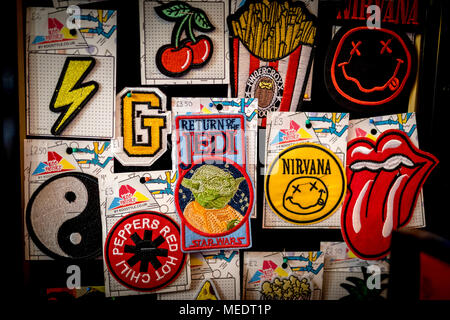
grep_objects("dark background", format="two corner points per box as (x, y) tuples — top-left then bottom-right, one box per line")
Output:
(2, 0), (449, 310)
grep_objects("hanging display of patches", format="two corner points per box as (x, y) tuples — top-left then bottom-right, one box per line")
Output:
(174, 114), (254, 252)
(228, 0), (317, 126)
(23, 139), (114, 261)
(112, 87), (171, 167)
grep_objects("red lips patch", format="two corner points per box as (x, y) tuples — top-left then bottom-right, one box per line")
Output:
(341, 130), (438, 260)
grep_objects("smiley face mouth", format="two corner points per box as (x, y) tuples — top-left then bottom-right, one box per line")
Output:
(338, 58), (404, 93)
(285, 191), (326, 211)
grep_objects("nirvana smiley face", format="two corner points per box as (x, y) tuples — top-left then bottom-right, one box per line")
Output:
(325, 26), (416, 111)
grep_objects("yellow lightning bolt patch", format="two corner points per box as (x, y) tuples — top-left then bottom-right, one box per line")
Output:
(49, 57), (99, 135)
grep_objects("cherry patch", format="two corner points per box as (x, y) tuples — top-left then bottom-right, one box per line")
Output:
(154, 1), (214, 77)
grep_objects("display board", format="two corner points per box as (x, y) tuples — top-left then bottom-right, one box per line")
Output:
(9, 0), (449, 309)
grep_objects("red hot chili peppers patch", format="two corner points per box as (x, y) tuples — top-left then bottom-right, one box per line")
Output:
(105, 211), (186, 292)
(341, 130), (438, 260)
(324, 27), (417, 111)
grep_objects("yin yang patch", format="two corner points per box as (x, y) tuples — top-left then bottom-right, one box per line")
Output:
(26, 172), (102, 260)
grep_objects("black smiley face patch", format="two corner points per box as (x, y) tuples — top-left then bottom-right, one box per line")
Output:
(324, 26), (417, 111)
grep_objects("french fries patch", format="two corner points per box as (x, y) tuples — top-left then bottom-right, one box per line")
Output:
(229, 0), (316, 61)
(228, 0), (317, 125)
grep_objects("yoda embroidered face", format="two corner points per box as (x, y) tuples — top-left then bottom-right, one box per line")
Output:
(181, 164), (244, 209)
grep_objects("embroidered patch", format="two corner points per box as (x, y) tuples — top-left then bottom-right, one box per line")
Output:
(104, 211), (186, 292)
(335, 0), (420, 28)
(245, 66), (284, 118)
(113, 87), (170, 167)
(49, 56), (99, 136)
(228, 0), (315, 61)
(324, 26), (417, 111)
(175, 114), (253, 252)
(195, 279), (220, 300)
(265, 143), (346, 225)
(261, 275), (312, 300)
(154, 1), (215, 77)
(228, 0), (317, 125)
(243, 251), (324, 300)
(140, 0), (228, 85)
(26, 8), (117, 139)
(26, 172), (102, 260)
(342, 130), (438, 260)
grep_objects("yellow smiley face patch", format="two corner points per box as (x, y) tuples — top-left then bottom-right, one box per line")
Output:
(265, 143), (346, 225)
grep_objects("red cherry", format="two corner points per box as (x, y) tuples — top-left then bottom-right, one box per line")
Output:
(156, 44), (193, 77)
(183, 36), (213, 67)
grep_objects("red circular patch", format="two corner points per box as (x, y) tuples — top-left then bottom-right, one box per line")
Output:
(324, 26), (417, 112)
(105, 211), (186, 292)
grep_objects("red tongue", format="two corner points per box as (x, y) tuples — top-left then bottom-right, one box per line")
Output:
(343, 166), (421, 259)
(389, 77), (400, 91)
(344, 170), (394, 258)
(342, 130), (439, 260)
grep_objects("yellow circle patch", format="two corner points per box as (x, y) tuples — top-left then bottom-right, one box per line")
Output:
(265, 143), (346, 224)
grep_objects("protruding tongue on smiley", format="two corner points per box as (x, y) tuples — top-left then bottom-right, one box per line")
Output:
(389, 77), (400, 91)
(342, 130), (438, 260)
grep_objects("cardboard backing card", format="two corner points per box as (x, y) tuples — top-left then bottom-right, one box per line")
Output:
(23, 139), (113, 261)
(99, 169), (191, 297)
(263, 112), (349, 229)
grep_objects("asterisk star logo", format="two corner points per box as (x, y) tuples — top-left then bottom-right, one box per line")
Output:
(124, 230), (168, 272)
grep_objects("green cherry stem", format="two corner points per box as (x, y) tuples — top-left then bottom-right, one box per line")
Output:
(173, 14), (190, 48)
(186, 13), (197, 43)
(172, 12), (198, 48)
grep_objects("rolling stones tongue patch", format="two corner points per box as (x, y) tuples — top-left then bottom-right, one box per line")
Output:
(324, 26), (417, 111)
(342, 130), (438, 260)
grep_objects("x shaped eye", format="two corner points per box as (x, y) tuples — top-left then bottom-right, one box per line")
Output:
(292, 184), (301, 194)
(309, 181), (318, 191)
(350, 41), (362, 56)
(380, 39), (392, 54)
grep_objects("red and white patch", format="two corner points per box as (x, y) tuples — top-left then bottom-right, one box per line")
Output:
(341, 130), (438, 260)
(105, 211), (186, 292)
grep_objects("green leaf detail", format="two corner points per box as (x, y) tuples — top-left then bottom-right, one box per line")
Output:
(193, 11), (214, 31)
(156, 2), (192, 20)
(226, 219), (240, 230)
